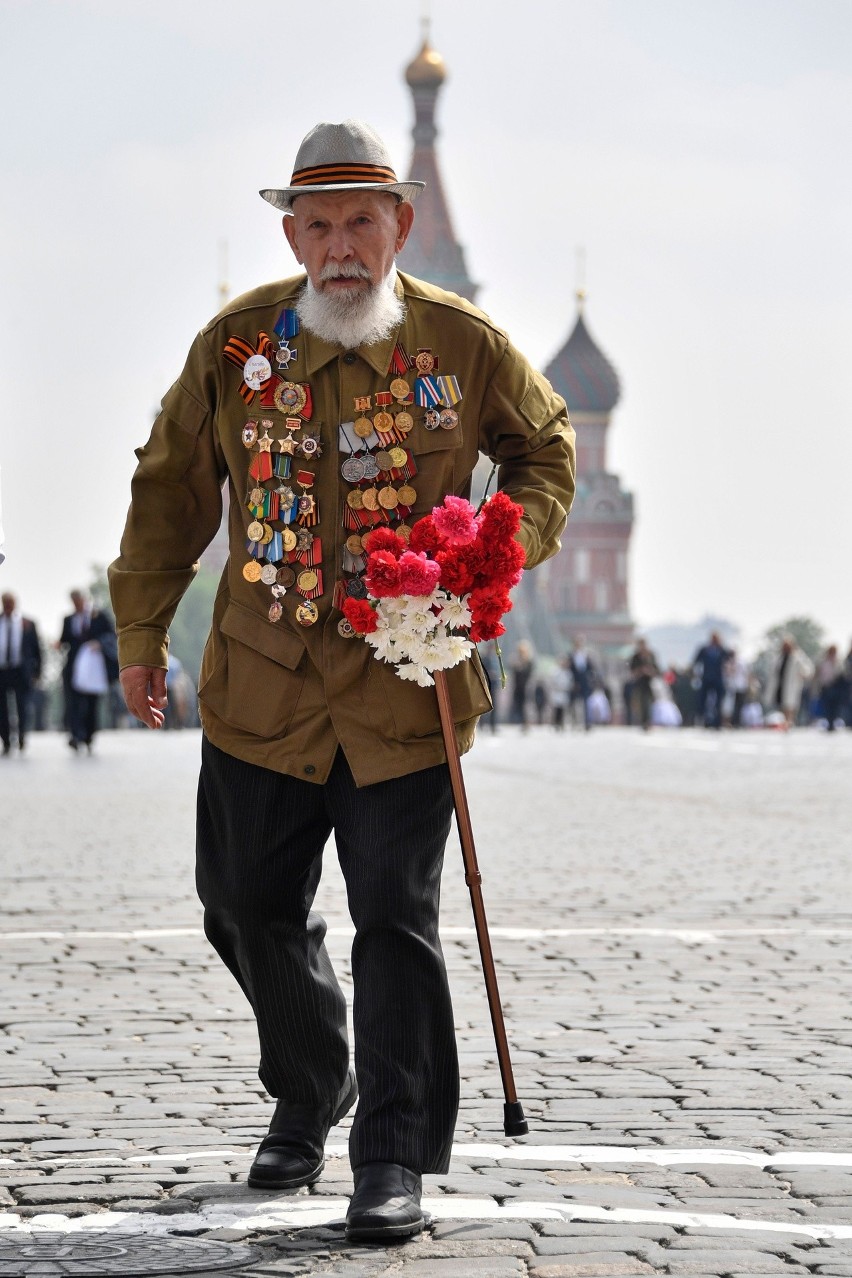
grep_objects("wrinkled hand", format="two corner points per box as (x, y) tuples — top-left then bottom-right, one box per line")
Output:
(120, 665), (167, 729)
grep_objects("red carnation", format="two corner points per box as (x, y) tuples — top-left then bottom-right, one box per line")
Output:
(342, 598), (379, 634)
(363, 526), (406, 558)
(436, 549), (476, 596)
(478, 489), (524, 540)
(408, 516), (447, 557)
(480, 539), (526, 589)
(365, 550), (403, 598)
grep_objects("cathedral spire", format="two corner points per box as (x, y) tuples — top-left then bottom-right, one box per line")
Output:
(396, 32), (478, 302)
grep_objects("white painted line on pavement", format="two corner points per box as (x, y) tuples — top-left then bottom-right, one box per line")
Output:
(3, 1143), (852, 1171)
(2, 925), (852, 943)
(1, 1197), (852, 1242)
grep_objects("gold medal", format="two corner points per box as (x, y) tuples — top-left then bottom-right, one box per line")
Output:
(390, 377), (410, 400)
(296, 600), (319, 626)
(260, 523), (274, 545)
(397, 523), (412, 542)
(346, 534), (364, 555)
(374, 449), (393, 471)
(347, 489), (364, 510)
(439, 408), (459, 430)
(247, 520), (265, 542)
(297, 569), (319, 592)
(388, 446), (408, 468)
(338, 617), (356, 638)
(361, 487), (379, 511)
(242, 561), (262, 582)
(353, 416), (373, 438)
(378, 485), (399, 510)
(394, 411), (413, 435)
(373, 411), (394, 433)
(415, 349), (435, 374)
(397, 484), (417, 506)
(282, 528), (298, 552)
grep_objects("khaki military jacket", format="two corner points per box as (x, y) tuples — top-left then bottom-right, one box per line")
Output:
(109, 272), (575, 785)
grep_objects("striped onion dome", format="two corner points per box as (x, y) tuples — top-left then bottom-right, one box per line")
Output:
(544, 297), (621, 413)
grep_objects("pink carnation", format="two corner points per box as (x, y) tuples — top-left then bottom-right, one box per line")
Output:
(398, 550), (442, 597)
(431, 495), (479, 547)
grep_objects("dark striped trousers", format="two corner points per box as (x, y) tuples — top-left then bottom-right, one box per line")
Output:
(196, 737), (459, 1174)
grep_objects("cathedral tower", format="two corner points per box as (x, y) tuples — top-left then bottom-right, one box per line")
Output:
(397, 31), (478, 302)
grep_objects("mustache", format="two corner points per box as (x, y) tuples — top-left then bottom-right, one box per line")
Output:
(319, 261), (373, 282)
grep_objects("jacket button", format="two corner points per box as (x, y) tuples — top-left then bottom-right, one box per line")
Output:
(303, 764), (316, 775)
(343, 352), (357, 365)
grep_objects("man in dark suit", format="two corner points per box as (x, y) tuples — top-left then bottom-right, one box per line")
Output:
(0, 592), (43, 754)
(58, 590), (118, 751)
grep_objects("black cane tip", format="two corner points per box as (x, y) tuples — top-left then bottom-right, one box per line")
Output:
(503, 1101), (529, 1137)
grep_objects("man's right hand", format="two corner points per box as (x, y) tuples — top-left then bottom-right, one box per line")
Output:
(120, 665), (167, 729)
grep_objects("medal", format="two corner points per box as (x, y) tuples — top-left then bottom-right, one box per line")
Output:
(361, 454), (380, 479)
(297, 569), (319, 593)
(414, 348), (435, 375)
(299, 431), (322, 458)
(242, 422), (258, 447)
(260, 523), (274, 545)
(394, 410), (413, 435)
(388, 446), (408, 468)
(242, 561), (262, 582)
(361, 487), (379, 512)
(439, 409), (459, 430)
(347, 489), (364, 510)
(424, 408), (441, 430)
(346, 576), (369, 599)
(396, 523), (412, 542)
(247, 520), (265, 542)
(390, 377), (410, 401)
(373, 411), (394, 434)
(296, 600), (319, 626)
(346, 534), (364, 555)
(275, 342), (297, 369)
(274, 381), (308, 415)
(257, 429), (274, 452)
(342, 456), (366, 483)
(353, 415), (373, 438)
(378, 486), (399, 510)
(338, 617), (356, 638)
(268, 601), (283, 623)
(397, 484), (417, 506)
(277, 565), (296, 587)
(374, 449), (393, 472)
(260, 564), (279, 585)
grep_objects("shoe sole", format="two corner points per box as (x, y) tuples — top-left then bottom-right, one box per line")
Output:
(247, 1070), (359, 1191)
(345, 1215), (425, 1242)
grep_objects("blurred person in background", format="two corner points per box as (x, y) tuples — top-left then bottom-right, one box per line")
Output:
(0, 591), (42, 755)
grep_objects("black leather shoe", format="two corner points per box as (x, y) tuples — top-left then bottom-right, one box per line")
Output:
(345, 1161), (424, 1241)
(247, 1068), (357, 1190)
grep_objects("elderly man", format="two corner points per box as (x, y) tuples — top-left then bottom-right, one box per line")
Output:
(0, 592), (42, 755)
(109, 120), (574, 1240)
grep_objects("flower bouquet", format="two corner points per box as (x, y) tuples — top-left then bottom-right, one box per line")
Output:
(342, 490), (526, 688)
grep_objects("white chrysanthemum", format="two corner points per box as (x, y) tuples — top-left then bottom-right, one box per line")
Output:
(396, 662), (435, 688)
(399, 598), (437, 636)
(396, 632), (432, 665)
(378, 596), (407, 624)
(441, 634), (474, 666)
(366, 628), (399, 661)
(435, 592), (472, 630)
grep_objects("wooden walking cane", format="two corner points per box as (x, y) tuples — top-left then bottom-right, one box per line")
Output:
(434, 668), (529, 1137)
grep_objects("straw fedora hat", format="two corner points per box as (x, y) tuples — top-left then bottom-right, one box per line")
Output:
(260, 120), (425, 212)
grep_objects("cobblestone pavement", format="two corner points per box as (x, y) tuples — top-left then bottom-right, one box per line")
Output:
(1, 725), (851, 1276)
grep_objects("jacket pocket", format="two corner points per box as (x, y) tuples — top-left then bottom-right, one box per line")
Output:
(198, 599), (307, 739)
(367, 647), (492, 741)
(406, 421), (466, 516)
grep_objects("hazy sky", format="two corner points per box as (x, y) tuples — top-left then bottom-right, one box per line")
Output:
(2, 0), (850, 657)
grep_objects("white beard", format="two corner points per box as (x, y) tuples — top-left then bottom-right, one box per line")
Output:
(296, 269), (406, 349)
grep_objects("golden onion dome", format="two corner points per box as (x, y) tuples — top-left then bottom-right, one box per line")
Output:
(405, 40), (446, 87)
